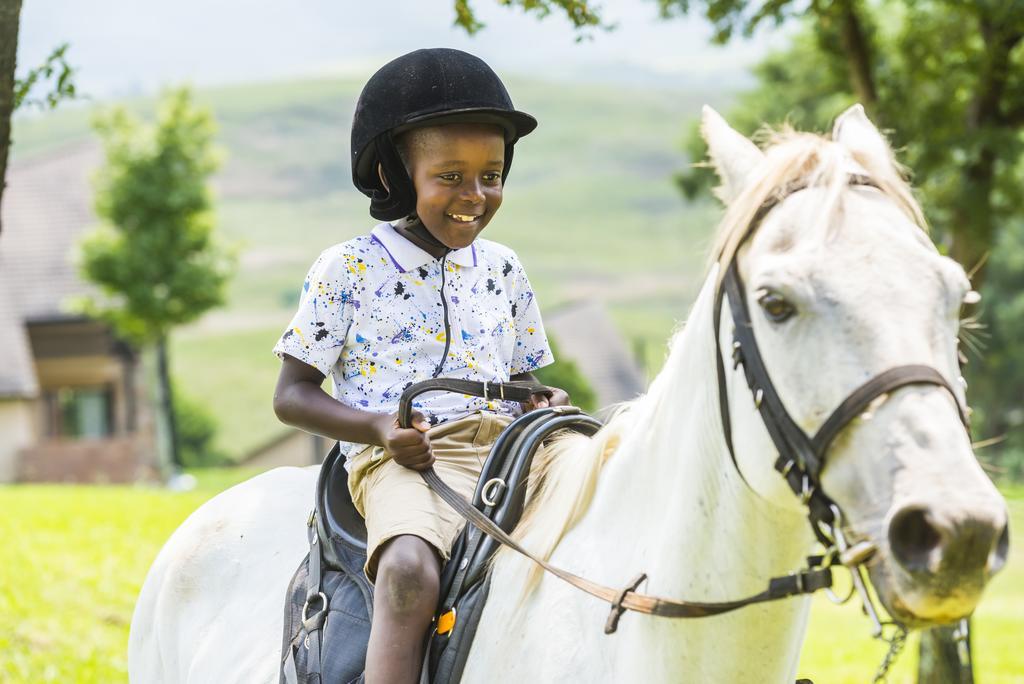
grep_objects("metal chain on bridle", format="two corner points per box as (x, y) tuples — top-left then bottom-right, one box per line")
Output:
(872, 625), (909, 683)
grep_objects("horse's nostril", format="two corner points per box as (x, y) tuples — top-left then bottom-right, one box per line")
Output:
(889, 506), (942, 573)
(988, 522), (1010, 575)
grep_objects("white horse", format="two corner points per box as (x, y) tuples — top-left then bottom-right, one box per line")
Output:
(129, 105), (1009, 683)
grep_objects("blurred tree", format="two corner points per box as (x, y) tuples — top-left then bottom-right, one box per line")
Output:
(673, 2), (1024, 285)
(668, 5), (1024, 495)
(78, 87), (236, 469)
(533, 336), (598, 413)
(0, 0), (77, 233)
(971, 222), (1024, 481)
(174, 386), (229, 468)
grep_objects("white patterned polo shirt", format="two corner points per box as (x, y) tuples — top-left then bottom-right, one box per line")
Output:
(273, 222), (554, 458)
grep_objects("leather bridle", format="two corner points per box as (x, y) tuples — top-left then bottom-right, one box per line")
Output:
(711, 176), (972, 651)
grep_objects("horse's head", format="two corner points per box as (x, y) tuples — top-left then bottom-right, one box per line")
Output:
(703, 105), (1009, 628)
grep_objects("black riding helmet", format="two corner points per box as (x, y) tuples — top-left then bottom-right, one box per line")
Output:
(351, 48), (538, 221)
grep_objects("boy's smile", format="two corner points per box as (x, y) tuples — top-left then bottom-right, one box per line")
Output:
(396, 122), (506, 258)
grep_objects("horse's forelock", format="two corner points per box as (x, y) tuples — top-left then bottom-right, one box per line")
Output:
(708, 127), (927, 278)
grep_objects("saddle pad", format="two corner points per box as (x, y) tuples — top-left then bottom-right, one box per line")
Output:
(280, 552), (372, 684)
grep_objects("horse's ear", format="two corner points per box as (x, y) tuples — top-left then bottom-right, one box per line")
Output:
(832, 104), (894, 166)
(701, 105), (764, 203)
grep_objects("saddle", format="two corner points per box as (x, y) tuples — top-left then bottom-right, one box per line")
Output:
(280, 381), (601, 684)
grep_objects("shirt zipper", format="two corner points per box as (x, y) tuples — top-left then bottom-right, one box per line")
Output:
(432, 251), (452, 378)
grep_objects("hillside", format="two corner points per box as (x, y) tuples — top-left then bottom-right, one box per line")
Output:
(11, 76), (730, 459)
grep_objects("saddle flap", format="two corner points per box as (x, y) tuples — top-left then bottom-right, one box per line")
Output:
(316, 443), (369, 566)
(462, 411), (602, 588)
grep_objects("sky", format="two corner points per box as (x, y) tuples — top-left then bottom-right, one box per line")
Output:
(16, 0), (784, 101)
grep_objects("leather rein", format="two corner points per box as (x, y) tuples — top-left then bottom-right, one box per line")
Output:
(405, 174), (972, 638)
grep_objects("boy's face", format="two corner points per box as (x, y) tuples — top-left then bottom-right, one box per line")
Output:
(402, 123), (506, 250)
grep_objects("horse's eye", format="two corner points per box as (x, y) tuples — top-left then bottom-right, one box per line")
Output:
(756, 290), (795, 323)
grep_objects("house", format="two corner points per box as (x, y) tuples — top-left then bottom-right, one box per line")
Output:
(544, 300), (647, 414)
(241, 429), (325, 470)
(0, 143), (167, 483)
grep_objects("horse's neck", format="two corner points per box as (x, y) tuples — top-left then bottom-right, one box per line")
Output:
(475, 272), (815, 681)
(582, 270), (810, 570)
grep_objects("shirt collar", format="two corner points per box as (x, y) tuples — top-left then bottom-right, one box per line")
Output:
(371, 222), (478, 273)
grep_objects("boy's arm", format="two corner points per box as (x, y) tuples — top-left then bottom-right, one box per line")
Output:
(510, 371), (570, 411)
(273, 355), (435, 470)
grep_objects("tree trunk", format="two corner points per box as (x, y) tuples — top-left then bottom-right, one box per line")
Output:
(947, 16), (1022, 285)
(0, 0), (22, 235)
(835, 0), (878, 114)
(918, 622), (973, 684)
(157, 336), (181, 469)
(948, 147), (996, 286)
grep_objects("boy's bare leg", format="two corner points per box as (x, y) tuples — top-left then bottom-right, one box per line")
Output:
(365, 535), (441, 684)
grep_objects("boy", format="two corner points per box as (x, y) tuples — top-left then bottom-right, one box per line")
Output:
(272, 48), (569, 683)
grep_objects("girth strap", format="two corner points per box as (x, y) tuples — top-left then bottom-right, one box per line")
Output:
(303, 516), (327, 684)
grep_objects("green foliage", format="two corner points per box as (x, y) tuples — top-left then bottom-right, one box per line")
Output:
(13, 42), (78, 111)
(173, 388), (229, 468)
(655, 0), (806, 43)
(675, 3), (1024, 264)
(668, 4), (1024, 478)
(969, 221), (1024, 481)
(77, 87), (236, 344)
(451, 0), (611, 37)
(533, 336), (598, 413)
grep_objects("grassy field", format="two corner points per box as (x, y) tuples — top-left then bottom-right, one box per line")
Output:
(0, 475), (1020, 682)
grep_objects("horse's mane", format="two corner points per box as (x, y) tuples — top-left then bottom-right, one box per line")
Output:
(496, 403), (632, 594)
(502, 123), (928, 597)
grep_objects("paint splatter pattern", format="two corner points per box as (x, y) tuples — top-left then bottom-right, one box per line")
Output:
(273, 224), (553, 458)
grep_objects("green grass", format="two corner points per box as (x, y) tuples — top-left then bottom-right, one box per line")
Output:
(0, 485), (206, 682)
(0, 479), (1020, 682)
(0, 468), (261, 683)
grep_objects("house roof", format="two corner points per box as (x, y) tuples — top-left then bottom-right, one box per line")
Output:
(0, 274), (37, 398)
(0, 142), (104, 398)
(544, 300), (646, 412)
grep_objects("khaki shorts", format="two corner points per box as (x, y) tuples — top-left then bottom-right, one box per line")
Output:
(347, 411), (513, 581)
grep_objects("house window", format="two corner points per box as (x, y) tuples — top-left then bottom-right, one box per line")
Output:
(43, 386), (114, 439)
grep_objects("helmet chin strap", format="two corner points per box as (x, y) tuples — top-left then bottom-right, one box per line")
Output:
(392, 215), (451, 256)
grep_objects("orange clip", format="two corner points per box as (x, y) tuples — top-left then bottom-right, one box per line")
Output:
(436, 608), (457, 636)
